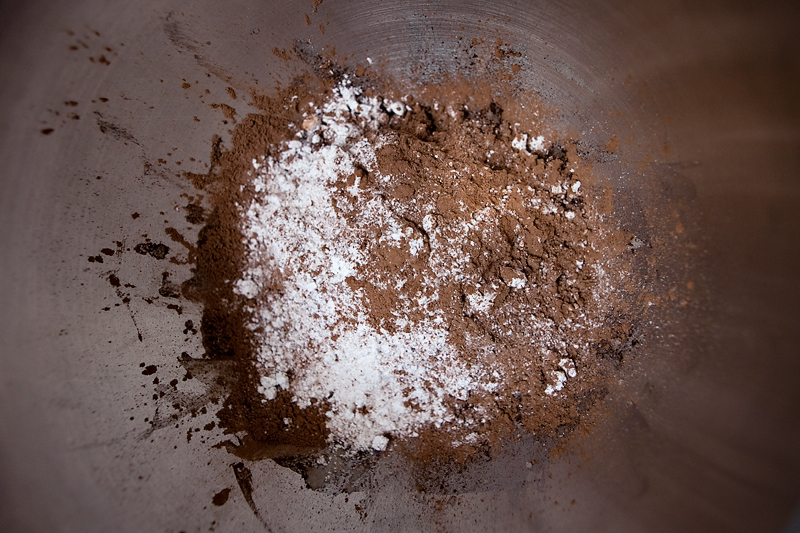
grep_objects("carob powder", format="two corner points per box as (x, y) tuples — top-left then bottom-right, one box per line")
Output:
(185, 70), (637, 476)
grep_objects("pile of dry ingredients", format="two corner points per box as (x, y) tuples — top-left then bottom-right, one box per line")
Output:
(191, 74), (636, 465)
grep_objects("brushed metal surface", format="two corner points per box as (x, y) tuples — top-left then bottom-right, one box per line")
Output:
(0, 0), (798, 531)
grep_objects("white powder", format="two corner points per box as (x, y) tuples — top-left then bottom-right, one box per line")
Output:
(528, 135), (547, 152)
(511, 133), (528, 151)
(511, 133), (547, 154)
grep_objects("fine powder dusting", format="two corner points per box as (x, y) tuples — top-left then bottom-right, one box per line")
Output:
(233, 78), (628, 453)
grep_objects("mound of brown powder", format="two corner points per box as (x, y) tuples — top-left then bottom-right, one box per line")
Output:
(184, 70), (640, 489)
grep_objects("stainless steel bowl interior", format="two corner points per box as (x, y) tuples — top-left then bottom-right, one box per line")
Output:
(0, 0), (798, 531)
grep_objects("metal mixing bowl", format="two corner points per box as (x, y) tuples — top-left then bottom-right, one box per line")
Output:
(1, 0), (798, 531)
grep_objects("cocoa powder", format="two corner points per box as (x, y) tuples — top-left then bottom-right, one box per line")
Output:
(185, 68), (641, 487)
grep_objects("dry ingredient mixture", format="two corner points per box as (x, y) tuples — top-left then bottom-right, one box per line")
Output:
(190, 72), (636, 467)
